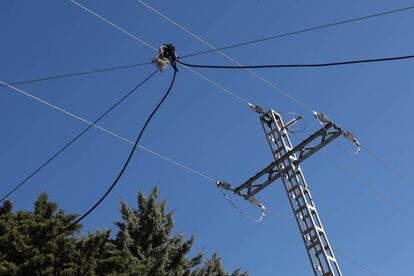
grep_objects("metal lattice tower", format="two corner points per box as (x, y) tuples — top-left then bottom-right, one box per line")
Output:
(234, 109), (346, 275)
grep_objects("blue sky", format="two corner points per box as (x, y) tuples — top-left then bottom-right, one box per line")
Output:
(1, 0), (414, 275)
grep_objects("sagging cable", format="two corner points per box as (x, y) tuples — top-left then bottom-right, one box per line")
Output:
(216, 181), (266, 222)
(313, 111), (361, 154)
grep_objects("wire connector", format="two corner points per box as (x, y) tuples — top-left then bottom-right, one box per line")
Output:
(216, 180), (266, 220)
(153, 44), (178, 72)
(248, 103), (264, 114)
(248, 197), (266, 211)
(313, 111), (330, 124)
(216, 181), (233, 191)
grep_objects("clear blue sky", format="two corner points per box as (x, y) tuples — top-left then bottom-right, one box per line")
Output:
(1, 1), (414, 275)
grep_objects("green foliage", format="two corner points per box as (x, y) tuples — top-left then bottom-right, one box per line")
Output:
(0, 187), (247, 276)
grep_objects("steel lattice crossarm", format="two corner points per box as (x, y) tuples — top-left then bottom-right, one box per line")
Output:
(234, 119), (343, 200)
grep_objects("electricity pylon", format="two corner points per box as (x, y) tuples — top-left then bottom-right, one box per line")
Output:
(222, 108), (358, 275)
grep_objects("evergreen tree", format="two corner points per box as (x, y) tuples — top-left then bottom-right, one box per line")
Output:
(0, 193), (80, 275)
(0, 187), (247, 276)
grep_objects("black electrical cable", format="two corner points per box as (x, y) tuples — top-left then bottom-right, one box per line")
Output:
(0, 61), (151, 88)
(0, 70), (158, 203)
(179, 5), (414, 59)
(6, 69), (177, 261)
(176, 54), (414, 69)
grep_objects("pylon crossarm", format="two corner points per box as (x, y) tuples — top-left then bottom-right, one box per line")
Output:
(234, 121), (343, 199)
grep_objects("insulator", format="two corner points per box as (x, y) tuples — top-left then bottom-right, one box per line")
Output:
(342, 131), (361, 154)
(284, 115), (303, 129)
(248, 103), (264, 114)
(216, 181), (232, 191)
(343, 131), (355, 142)
(313, 111), (330, 123)
(250, 198), (259, 206)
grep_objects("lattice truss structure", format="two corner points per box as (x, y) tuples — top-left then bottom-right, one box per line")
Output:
(234, 110), (344, 276)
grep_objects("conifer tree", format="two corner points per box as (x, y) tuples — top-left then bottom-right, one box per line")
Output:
(0, 187), (247, 276)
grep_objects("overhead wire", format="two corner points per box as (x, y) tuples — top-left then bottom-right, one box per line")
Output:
(1, 78), (221, 194)
(360, 143), (414, 189)
(0, 70), (158, 203)
(323, 154), (414, 221)
(267, 209), (378, 276)
(70, 0), (157, 51)
(0, 61), (151, 88)
(176, 54), (414, 69)
(8, 4), (414, 92)
(179, 4), (414, 59)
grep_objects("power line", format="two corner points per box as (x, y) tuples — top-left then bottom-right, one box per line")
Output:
(16, 69), (177, 259)
(177, 54), (414, 69)
(182, 65), (251, 105)
(323, 154), (414, 221)
(180, 5), (414, 59)
(360, 143), (414, 189)
(266, 209), (378, 275)
(70, 0), (157, 51)
(0, 62), (151, 88)
(0, 77), (215, 185)
(7, 4), (414, 89)
(0, 70), (158, 203)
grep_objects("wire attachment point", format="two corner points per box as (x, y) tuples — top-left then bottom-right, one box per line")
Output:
(248, 103), (265, 114)
(343, 131), (361, 154)
(313, 111), (330, 124)
(153, 44), (178, 72)
(216, 180), (233, 191)
(216, 180), (266, 222)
